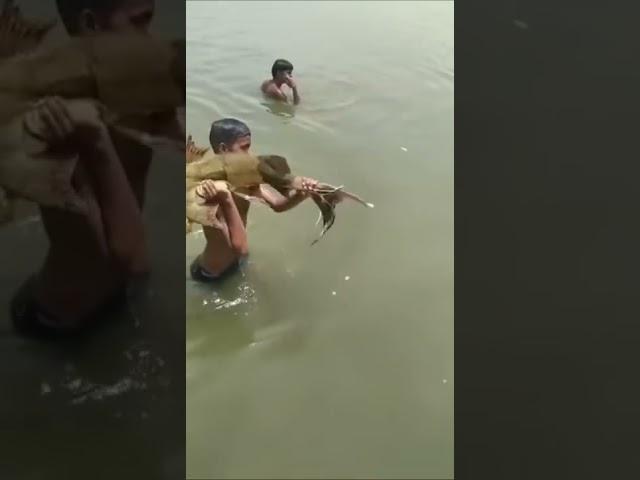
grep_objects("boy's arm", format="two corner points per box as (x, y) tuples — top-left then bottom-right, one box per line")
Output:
(266, 83), (288, 102)
(290, 83), (300, 106)
(257, 184), (307, 212)
(83, 127), (147, 269)
(254, 176), (319, 213)
(197, 180), (248, 256)
(31, 98), (145, 270)
(66, 101), (146, 271)
(218, 192), (248, 256)
(285, 73), (300, 105)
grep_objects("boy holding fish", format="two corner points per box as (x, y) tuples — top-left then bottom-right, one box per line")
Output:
(189, 118), (317, 282)
(10, 0), (160, 337)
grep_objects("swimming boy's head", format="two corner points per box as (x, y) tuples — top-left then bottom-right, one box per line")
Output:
(55, 0), (155, 35)
(271, 58), (294, 83)
(209, 118), (251, 154)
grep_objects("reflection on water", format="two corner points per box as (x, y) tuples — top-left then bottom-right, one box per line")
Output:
(186, 225), (313, 362)
(262, 100), (296, 118)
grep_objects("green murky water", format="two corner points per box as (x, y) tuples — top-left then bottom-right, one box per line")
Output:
(186, 1), (454, 478)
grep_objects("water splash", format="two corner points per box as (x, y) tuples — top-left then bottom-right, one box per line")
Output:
(38, 341), (170, 413)
(201, 282), (257, 312)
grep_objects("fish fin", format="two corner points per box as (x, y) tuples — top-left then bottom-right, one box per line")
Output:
(338, 189), (375, 208)
(0, 147), (85, 213)
(186, 183), (232, 229)
(315, 182), (374, 208)
(0, 1), (56, 60)
(186, 201), (221, 229)
(186, 134), (210, 163)
(310, 194), (337, 245)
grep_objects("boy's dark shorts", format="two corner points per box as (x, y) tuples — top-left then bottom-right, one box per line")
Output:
(10, 275), (129, 340)
(189, 255), (247, 283)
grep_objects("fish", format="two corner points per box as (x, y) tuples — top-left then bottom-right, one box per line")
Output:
(185, 136), (374, 244)
(0, 10), (185, 225)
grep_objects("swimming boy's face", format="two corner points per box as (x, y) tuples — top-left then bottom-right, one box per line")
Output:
(221, 135), (251, 154)
(275, 69), (292, 82)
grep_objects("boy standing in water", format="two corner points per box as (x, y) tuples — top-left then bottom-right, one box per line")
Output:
(261, 59), (301, 105)
(190, 118), (317, 282)
(10, 0), (159, 337)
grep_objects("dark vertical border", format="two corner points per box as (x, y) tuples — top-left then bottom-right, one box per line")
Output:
(457, 1), (640, 479)
(0, 1), (186, 479)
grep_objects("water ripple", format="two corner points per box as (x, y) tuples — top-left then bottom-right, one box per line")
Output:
(36, 340), (170, 416)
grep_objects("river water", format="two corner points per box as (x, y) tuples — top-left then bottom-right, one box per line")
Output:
(186, 1), (454, 478)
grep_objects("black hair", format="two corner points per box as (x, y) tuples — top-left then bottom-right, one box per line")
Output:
(209, 118), (251, 153)
(271, 58), (293, 78)
(55, 0), (123, 34)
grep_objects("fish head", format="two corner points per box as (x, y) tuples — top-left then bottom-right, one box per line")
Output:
(88, 33), (185, 151)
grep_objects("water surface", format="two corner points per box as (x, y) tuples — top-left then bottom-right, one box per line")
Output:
(186, 1), (454, 478)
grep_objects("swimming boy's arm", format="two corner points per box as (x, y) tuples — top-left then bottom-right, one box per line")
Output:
(291, 85), (300, 105)
(285, 73), (300, 105)
(197, 180), (248, 256)
(266, 83), (288, 102)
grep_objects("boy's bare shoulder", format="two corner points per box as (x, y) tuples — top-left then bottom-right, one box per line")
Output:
(260, 79), (273, 92)
(261, 81), (287, 101)
(262, 79), (283, 95)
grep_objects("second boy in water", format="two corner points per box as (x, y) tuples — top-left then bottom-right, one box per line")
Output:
(261, 59), (300, 105)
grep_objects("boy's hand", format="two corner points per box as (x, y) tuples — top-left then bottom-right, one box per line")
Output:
(292, 176), (317, 191)
(24, 97), (107, 151)
(301, 177), (317, 192)
(24, 97), (73, 147)
(284, 72), (297, 89)
(290, 176), (318, 197)
(64, 99), (107, 145)
(196, 180), (232, 203)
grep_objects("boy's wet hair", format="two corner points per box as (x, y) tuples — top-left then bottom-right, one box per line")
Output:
(55, 0), (123, 34)
(271, 59), (294, 78)
(209, 118), (251, 153)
